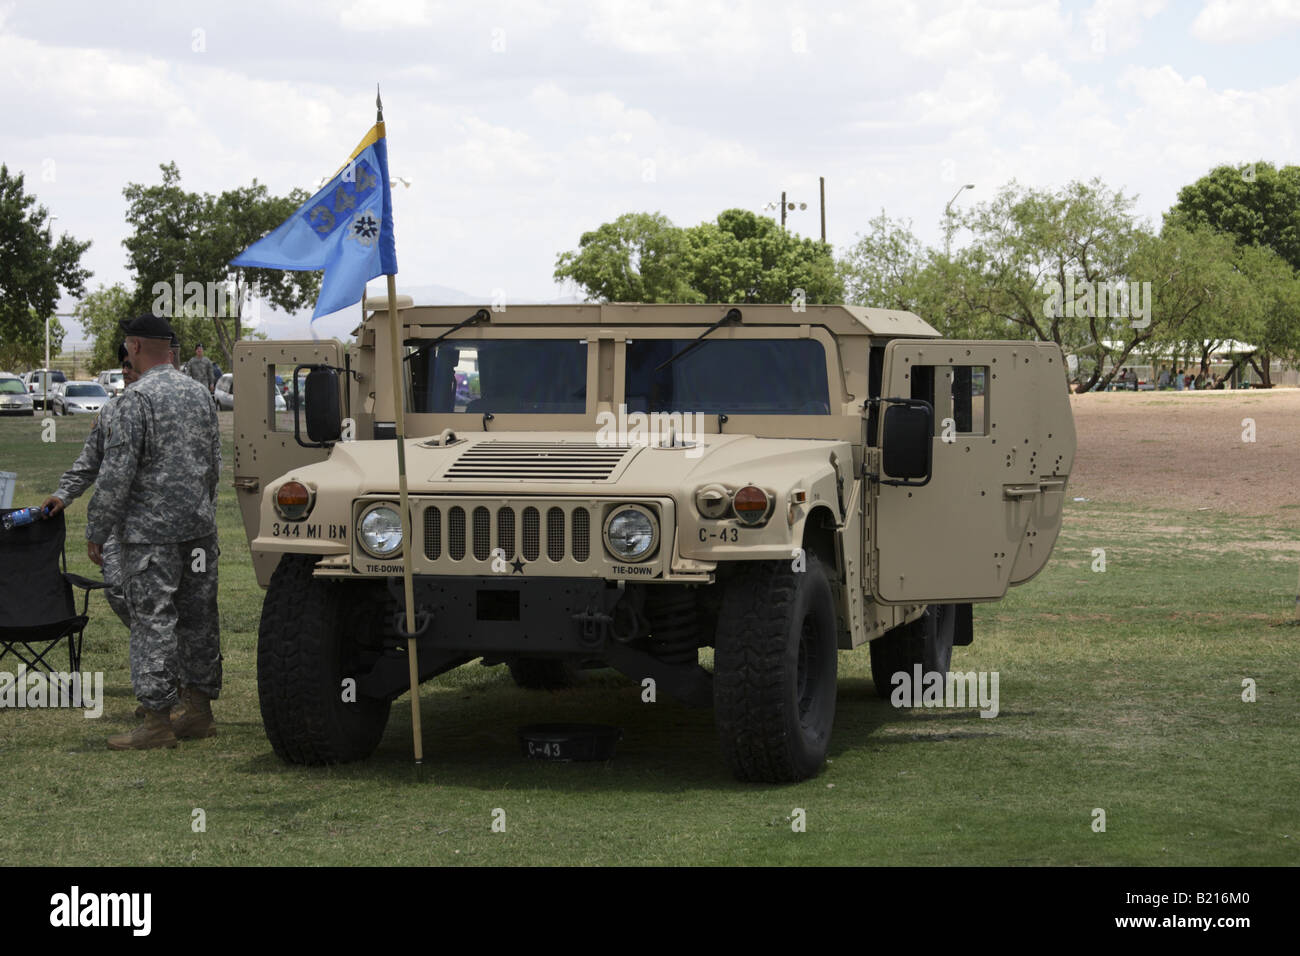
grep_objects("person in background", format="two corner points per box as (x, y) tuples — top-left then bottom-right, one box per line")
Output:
(182, 344), (218, 393)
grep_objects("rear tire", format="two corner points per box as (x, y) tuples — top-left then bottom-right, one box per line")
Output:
(869, 604), (956, 700)
(257, 554), (391, 764)
(713, 556), (838, 782)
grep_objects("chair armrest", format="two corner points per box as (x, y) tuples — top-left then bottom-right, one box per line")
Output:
(65, 573), (108, 591)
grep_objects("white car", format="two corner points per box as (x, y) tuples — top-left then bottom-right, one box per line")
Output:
(52, 381), (110, 415)
(23, 368), (66, 409)
(0, 374), (35, 416)
(214, 373), (286, 412)
(96, 369), (126, 396)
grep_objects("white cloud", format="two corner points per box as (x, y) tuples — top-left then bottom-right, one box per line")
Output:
(338, 0), (436, 31)
(1191, 0), (1300, 43)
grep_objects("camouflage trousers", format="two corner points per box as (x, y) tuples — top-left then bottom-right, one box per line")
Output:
(100, 536), (131, 628)
(121, 533), (222, 711)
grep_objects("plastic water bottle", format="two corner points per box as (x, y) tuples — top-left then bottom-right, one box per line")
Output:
(2, 506), (47, 530)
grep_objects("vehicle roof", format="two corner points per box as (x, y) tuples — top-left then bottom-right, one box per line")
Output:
(360, 299), (940, 339)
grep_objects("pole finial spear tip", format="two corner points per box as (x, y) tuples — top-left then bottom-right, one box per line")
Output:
(376, 84), (384, 122)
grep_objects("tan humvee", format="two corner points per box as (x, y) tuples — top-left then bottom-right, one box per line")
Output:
(234, 299), (1075, 781)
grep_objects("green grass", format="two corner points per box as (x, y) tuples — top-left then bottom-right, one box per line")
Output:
(1, 414), (1297, 865)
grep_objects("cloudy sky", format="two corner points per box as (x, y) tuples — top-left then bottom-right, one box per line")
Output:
(5, 0), (1299, 342)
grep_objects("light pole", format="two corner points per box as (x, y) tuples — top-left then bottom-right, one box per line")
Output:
(764, 193), (808, 229)
(944, 183), (974, 258)
(45, 215), (58, 412)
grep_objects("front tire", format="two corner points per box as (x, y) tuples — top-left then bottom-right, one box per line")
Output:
(713, 556), (838, 782)
(257, 554), (391, 764)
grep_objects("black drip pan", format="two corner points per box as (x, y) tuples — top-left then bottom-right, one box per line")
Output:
(518, 723), (623, 762)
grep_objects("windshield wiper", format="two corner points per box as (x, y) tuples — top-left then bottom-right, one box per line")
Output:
(403, 309), (491, 364)
(653, 308), (742, 373)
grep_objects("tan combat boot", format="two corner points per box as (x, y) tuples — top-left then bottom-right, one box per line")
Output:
(171, 687), (216, 739)
(107, 709), (178, 750)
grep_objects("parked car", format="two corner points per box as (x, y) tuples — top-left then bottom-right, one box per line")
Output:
(96, 368), (126, 396)
(23, 369), (67, 409)
(52, 381), (110, 416)
(214, 373), (235, 410)
(0, 374), (35, 416)
(214, 373), (285, 412)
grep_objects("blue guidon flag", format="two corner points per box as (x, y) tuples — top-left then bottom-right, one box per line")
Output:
(232, 121), (398, 319)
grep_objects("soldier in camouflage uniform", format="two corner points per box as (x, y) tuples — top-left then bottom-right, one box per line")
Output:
(87, 314), (223, 751)
(42, 342), (139, 628)
(182, 344), (218, 393)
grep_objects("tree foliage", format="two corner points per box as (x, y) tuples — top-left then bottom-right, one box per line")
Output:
(0, 164), (92, 369)
(121, 162), (321, 368)
(554, 208), (842, 305)
(1166, 161), (1300, 271)
(74, 283), (136, 373)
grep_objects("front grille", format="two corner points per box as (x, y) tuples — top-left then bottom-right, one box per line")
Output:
(572, 508), (590, 561)
(443, 441), (632, 481)
(448, 507), (466, 560)
(522, 507), (540, 561)
(472, 507), (491, 561)
(547, 508), (565, 561)
(498, 507), (515, 559)
(423, 508), (441, 559)
(420, 500), (598, 567)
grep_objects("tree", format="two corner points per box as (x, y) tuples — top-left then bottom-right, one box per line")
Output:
(74, 283), (136, 373)
(1230, 242), (1300, 387)
(554, 208), (842, 304)
(838, 211), (926, 310)
(681, 209), (842, 304)
(0, 164), (92, 369)
(1165, 162), (1300, 387)
(1133, 225), (1251, 385)
(553, 212), (696, 303)
(1166, 162), (1300, 271)
(121, 162), (321, 368)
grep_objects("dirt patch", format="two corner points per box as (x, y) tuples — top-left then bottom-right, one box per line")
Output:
(1068, 389), (1300, 516)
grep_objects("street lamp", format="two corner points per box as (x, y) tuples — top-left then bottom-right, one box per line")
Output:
(45, 215), (58, 409)
(944, 183), (974, 257)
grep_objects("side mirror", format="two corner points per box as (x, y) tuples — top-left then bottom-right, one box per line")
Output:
(880, 398), (933, 486)
(298, 365), (341, 447)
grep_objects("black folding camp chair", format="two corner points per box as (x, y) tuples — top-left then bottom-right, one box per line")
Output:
(0, 509), (105, 675)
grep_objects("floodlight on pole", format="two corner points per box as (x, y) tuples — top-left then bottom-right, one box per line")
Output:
(944, 183), (975, 257)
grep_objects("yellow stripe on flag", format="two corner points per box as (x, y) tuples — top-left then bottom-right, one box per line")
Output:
(329, 122), (386, 179)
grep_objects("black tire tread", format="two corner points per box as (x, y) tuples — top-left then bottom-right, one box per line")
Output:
(714, 556), (836, 783)
(257, 554), (390, 764)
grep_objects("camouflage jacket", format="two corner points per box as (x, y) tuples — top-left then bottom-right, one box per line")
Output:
(183, 355), (218, 389)
(86, 364), (222, 545)
(53, 395), (122, 505)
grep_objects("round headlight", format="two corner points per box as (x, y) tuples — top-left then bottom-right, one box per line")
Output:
(604, 507), (657, 562)
(359, 505), (403, 557)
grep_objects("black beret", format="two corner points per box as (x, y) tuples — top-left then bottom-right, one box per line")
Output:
(118, 313), (176, 340)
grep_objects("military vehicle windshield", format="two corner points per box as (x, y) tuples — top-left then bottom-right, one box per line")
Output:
(626, 339), (829, 415)
(407, 339), (587, 413)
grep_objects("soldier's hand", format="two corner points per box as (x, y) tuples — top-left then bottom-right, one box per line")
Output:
(42, 495), (65, 517)
(88, 541), (103, 566)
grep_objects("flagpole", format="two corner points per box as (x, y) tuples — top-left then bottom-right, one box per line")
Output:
(387, 274), (424, 765)
(376, 88), (424, 767)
